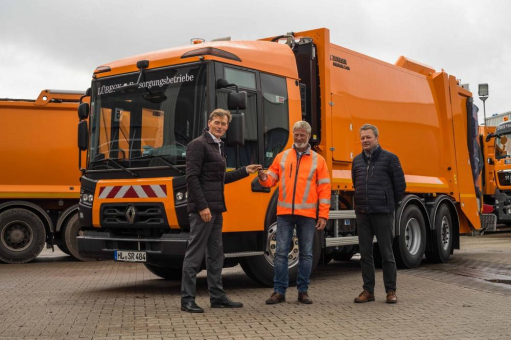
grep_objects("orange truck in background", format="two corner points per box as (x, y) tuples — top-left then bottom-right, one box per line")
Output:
(480, 120), (511, 225)
(0, 90), (86, 263)
(75, 28), (494, 286)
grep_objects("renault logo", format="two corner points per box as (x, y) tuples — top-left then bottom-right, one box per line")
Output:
(125, 205), (136, 224)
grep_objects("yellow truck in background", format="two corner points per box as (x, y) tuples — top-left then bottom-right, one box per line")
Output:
(481, 120), (511, 225)
(0, 90), (85, 263)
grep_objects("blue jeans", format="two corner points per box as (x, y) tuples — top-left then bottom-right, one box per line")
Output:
(274, 215), (316, 295)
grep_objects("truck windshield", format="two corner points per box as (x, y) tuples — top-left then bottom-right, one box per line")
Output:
(89, 64), (207, 170)
(496, 133), (511, 159)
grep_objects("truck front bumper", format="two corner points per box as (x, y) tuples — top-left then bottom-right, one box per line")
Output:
(495, 189), (511, 223)
(77, 230), (189, 265)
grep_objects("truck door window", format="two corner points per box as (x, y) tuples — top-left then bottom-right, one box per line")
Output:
(261, 73), (289, 167)
(225, 67), (256, 90)
(216, 90), (258, 167)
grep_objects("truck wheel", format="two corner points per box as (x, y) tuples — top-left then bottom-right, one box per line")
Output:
(394, 205), (426, 268)
(64, 213), (91, 261)
(0, 209), (46, 264)
(241, 222), (321, 287)
(56, 244), (71, 256)
(144, 263), (183, 280)
(425, 204), (453, 263)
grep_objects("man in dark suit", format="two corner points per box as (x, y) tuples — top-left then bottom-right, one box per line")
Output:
(181, 108), (261, 313)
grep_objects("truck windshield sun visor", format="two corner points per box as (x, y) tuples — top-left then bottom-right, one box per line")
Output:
(181, 47), (241, 62)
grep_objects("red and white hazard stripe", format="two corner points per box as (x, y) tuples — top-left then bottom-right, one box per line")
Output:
(98, 185), (167, 199)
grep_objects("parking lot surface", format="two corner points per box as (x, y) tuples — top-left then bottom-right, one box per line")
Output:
(1, 232), (511, 340)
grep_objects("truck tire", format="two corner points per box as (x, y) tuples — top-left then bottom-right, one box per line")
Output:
(64, 213), (91, 261)
(241, 222), (322, 287)
(144, 263), (183, 280)
(394, 205), (426, 268)
(56, 244), (71, 256)
(425, 204), (453, 263)
(0, 208), (46, 264)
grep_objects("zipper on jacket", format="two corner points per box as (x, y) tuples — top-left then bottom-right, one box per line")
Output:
(289, 163), (293, 178)
(291, 152), (303, 215)
(365, 159), (371, 214)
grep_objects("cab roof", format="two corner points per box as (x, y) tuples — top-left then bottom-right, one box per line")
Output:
(94, 41), (298, 80)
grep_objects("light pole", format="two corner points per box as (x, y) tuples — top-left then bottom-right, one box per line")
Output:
(479, 83), (489, 125)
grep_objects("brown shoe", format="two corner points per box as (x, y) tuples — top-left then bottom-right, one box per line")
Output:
(266, 292), (285, 304)
(298, 291), (313, 304)
(354, 290), (375, 303)
(386, 290), (397, 304)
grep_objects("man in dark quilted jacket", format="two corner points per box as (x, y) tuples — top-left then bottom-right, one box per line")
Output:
(351, 124), (406, 304)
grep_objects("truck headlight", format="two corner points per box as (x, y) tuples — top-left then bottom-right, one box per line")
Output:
(176, 192), (184, 202)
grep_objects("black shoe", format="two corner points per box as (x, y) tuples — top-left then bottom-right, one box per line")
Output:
(181, 301), (204, 313)
(211, 296), (243, 308)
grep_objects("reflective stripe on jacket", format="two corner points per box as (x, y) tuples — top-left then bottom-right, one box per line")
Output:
(259, 146), (331, 219)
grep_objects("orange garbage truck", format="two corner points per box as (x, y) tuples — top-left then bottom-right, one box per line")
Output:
(0, 90), (86, 263)
(75, 28), (493, 285)
(480, 120), (511, 224)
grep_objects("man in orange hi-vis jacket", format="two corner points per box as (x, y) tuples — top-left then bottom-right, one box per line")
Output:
(258, 121), (331, 305)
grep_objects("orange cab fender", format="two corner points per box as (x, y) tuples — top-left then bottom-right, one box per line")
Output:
(426, 195), (460, 251)
(395, 195), (430, 237)
(56, 204), (79, 233)
(263, 188), (280, 233)
(0, 200), (54, 235)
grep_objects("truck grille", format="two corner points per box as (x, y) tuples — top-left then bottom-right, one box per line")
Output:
(100, 203), (167, 228)
(497, 172), (511, 186)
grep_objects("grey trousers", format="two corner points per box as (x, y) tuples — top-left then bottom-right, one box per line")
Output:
(181, 211), (226, 303)
(357, 213), (397, 293)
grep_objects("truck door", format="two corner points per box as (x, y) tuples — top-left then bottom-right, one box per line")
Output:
(330, 94), (355, 163)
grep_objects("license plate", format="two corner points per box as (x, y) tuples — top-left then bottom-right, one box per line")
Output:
(114, 250), (147, 262)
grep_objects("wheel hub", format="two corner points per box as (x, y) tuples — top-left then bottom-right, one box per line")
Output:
(440, 216), (450, 251)
(264, 222), (300, 268)
(405, 218), (422, 255)
(1, 221), (33, 251)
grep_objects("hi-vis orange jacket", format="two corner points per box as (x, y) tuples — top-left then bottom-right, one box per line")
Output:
(259, 146), (331, 219)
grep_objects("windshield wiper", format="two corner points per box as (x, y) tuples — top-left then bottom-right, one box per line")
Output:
(132, 155), (185, 175)
(92, 158), (138, 177)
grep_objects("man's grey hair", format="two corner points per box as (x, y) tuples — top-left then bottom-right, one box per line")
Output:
(360, 124), (379, 138)
(209, 108), (232, 123)
(293, 120), (312, 134)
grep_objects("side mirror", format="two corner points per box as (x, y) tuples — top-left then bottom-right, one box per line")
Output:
(78, 102), (90, 120)
(487, 157), (494, 165)
(486, 133), (495, 142)
(78, 121), (89, 151)
(228, 91), (247, 110)
(226, 113), (245, 147)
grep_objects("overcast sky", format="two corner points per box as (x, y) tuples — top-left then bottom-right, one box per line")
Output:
(1, 0), (509, 123)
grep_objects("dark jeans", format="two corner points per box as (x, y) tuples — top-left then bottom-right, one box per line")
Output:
(274, 215), (316, 295)
(181, 212), (226, 304)
(357, 213), (397, 293)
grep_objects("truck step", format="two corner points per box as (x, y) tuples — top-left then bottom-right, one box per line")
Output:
(329, 210), (356, 219)
(481, 214), (497, 233)
(325, 236), (376, 247)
